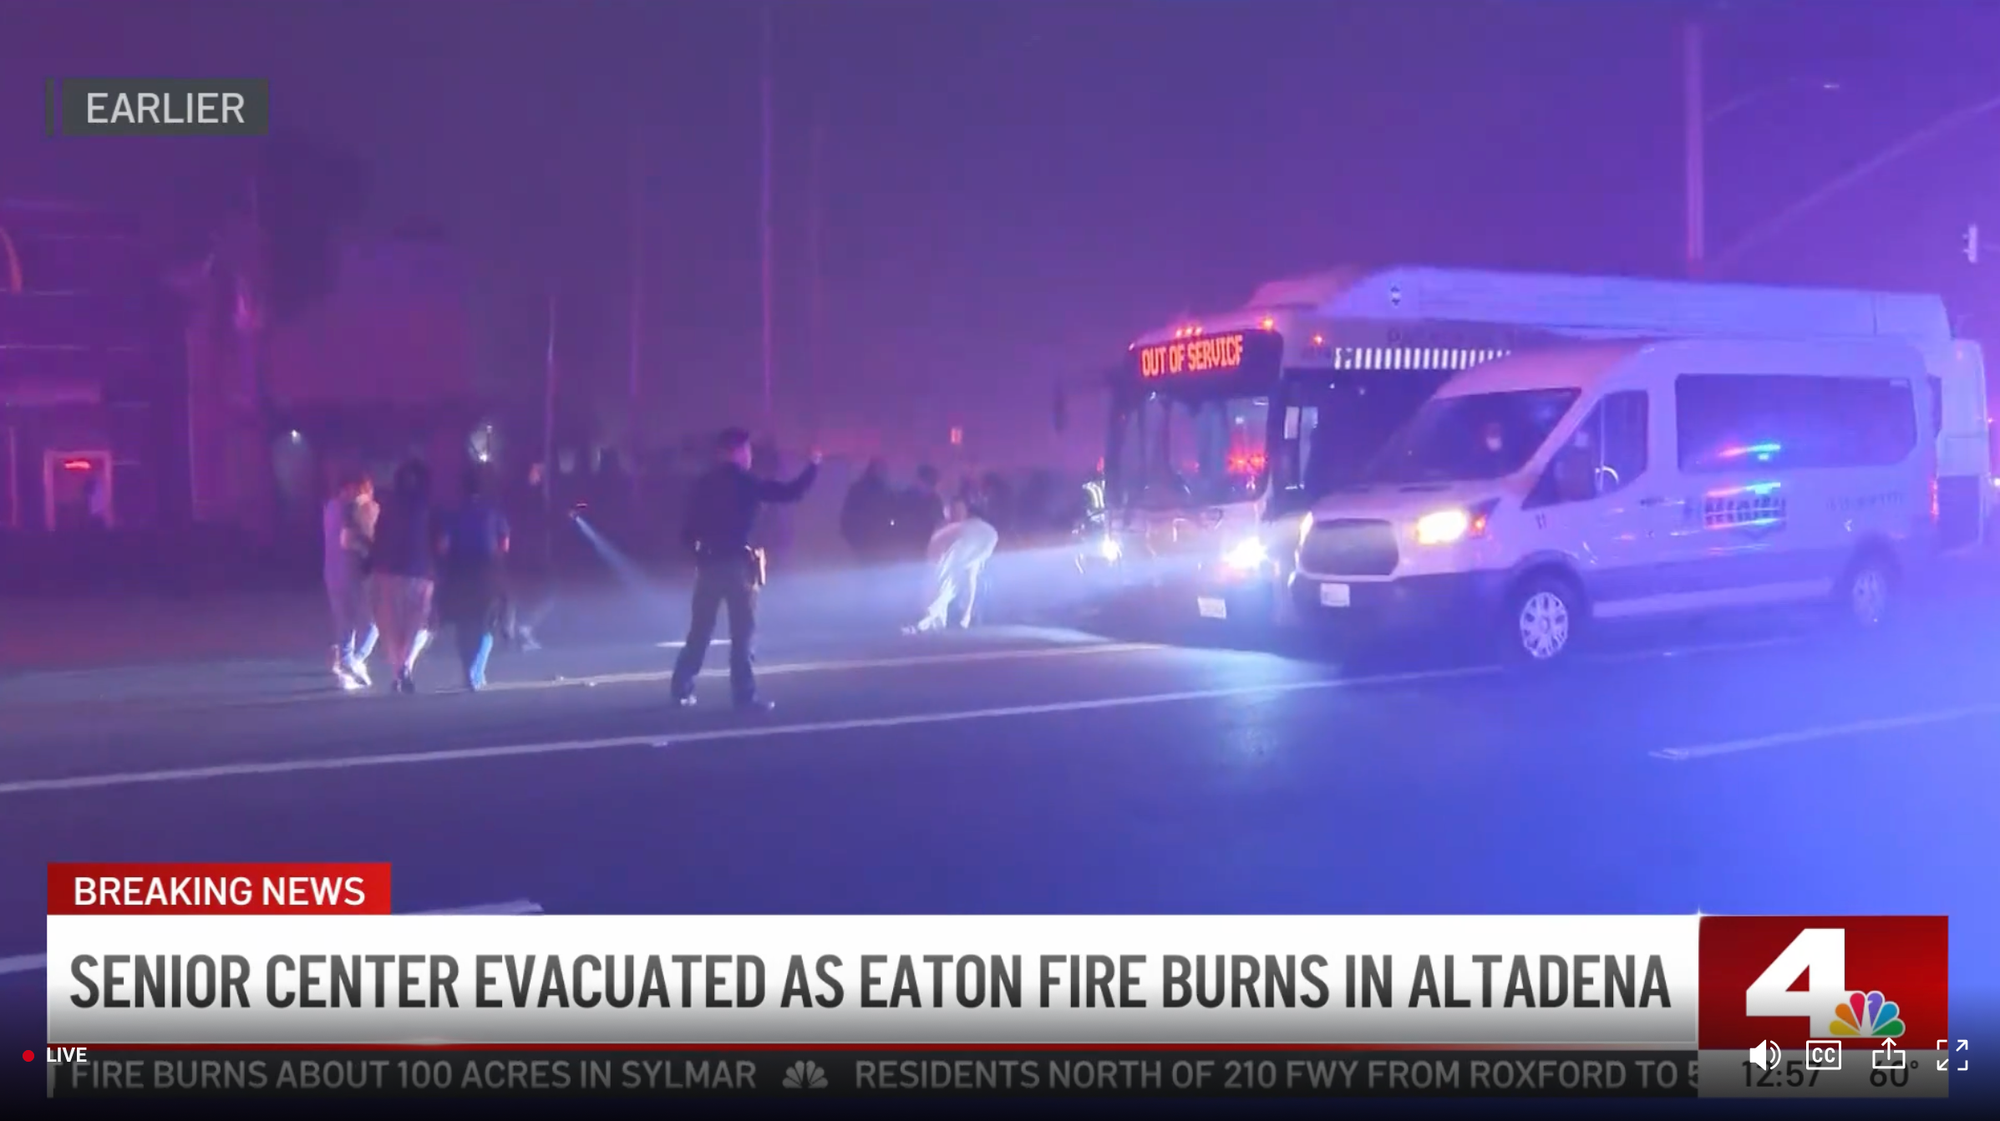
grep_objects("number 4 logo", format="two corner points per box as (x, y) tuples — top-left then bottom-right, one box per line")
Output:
(1744, 928), (1896, 1040)
(1746, 928), (1907, 1040)
(1704, 916), (1941, 1051)
(1746, 929), (1855, 1038)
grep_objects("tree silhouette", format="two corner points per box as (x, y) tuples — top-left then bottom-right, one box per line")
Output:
(255, 130), (371, 319)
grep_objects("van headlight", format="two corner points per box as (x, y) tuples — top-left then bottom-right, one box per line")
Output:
(1412, 500), (1498, 546)
(1413, 509), (1471, 545)
(1221, 537), (1268, 570)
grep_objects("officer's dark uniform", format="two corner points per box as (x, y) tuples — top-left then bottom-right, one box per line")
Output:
(669, 455), (819, 708)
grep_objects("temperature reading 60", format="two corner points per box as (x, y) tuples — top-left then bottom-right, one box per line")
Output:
(1869, 1066), (1909, 1088)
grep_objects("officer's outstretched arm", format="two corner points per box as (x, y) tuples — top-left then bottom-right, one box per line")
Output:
(756, 462), (820, 504)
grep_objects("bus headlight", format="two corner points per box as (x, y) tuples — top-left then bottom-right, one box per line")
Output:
(1221, 537), (1268, 570)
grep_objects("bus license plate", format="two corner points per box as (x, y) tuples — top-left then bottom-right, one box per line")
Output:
(1320, 583), (1352, 608)
(1196, 597), (1227, 619)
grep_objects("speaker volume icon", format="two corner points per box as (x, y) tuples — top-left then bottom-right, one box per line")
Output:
(1747, 1040), (1782, 1070)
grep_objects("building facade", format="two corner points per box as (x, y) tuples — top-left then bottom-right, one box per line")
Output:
(0, 199), (185, 535)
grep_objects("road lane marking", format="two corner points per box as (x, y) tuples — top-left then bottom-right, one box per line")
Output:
(528, 631), (1797, 692)
(0, 640), (1168, 713)
(0, 900), (544, 976)
(0, 633), (1808, 795)
(1649, 702), (2000, 762)
(0, 663), (1504, 796)
(521, 640), (1167, 691)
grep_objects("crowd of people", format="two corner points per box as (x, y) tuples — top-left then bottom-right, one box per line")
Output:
(321, 458), (537, 694)
(317, 436), (1103, 702)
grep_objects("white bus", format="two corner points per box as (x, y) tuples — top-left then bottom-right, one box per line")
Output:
(1088, 265), (1991, 626)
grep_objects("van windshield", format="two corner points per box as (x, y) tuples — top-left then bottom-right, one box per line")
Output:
(1365, 389), (1580, 483)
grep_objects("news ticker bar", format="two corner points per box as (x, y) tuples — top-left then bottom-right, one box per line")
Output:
(47, 1049), (1696, 1099)
(34, 1048), (1955, 1100)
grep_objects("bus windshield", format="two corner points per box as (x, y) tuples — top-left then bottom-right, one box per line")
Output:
(1110, 393), (1270, 508)
(1275, 371), (1457, 498)
(1364, 389), (1580, 484)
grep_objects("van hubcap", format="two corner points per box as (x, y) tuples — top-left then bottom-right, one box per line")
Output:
(1849, 569), (1889, 625)
(1518, 592), (1571, 659)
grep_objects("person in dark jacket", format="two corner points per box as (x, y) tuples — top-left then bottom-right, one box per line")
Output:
(839, 458), (896, 561)
(367, 459), (438, 694)
(900, 465), (945, 558)
(438, 465), (511, 691)
(669, 428), (821, 712)
(501, 462), (551, 652)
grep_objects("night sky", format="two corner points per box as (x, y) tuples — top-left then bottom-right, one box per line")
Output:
(7, 0), (2000, 466)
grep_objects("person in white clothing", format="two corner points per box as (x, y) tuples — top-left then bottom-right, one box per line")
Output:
(905, 498), (999, 634)
(322, 470), (380, 689)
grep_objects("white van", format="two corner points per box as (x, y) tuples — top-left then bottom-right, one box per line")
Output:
(1291, 338), (1939, 662)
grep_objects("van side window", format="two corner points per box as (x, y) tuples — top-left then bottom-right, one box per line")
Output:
(1675, 374), (1917, 473)
(1598, 391), (1649, 489)
(1524, 391), (1648, 508)
(1926, 376), (1944, 436)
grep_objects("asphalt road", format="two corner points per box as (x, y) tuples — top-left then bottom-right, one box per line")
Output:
(2, 590), (1996, 1101)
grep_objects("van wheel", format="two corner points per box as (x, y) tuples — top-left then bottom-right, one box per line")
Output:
(1502, 573), (1584, 665)
(1835, 551), (1896, 629)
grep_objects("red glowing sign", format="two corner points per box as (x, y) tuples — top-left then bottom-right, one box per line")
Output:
(1136, 333), (1248, 379)
(61, 459), (95, 472)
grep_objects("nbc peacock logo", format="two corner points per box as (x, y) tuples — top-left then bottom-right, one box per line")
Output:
(1829, 991), (1905, 1039)
(781, 1060), (828, 1090)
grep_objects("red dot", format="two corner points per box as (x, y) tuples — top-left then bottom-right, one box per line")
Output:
(20, 1050), (32, 1062)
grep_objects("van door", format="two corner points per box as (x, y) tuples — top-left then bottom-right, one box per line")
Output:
(1520, 388), (1656, 615)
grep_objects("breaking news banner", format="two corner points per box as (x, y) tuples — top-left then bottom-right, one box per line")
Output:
(45, 78), (270, 138)
(37, 864), (1957, 1101)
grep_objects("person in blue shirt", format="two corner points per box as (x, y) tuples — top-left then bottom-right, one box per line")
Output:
(438, 464), (511, 691)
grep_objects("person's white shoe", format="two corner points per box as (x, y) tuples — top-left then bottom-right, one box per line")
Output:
(341, 657), (372, 688)
(334, 668), (364, 691)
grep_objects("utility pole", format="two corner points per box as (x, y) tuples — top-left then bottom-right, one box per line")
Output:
(1683, 18), (1706, 277)
(758, 3), (776, 428)
(627, 112), (646, 503)
(807, 97), (826, 442)
(542, 288), (558, 566)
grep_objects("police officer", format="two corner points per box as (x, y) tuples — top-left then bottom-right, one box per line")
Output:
(669, 428), (821, 711)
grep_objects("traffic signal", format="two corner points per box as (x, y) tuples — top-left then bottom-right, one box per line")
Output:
(1965, 223), (1980, 264)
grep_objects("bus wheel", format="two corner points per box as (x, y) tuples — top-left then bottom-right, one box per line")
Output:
(1502, 573), (1583, 666)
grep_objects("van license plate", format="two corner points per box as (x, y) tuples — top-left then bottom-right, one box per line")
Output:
(1320, 583), (1352, 608)
(1196, 597), (1227, 619)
